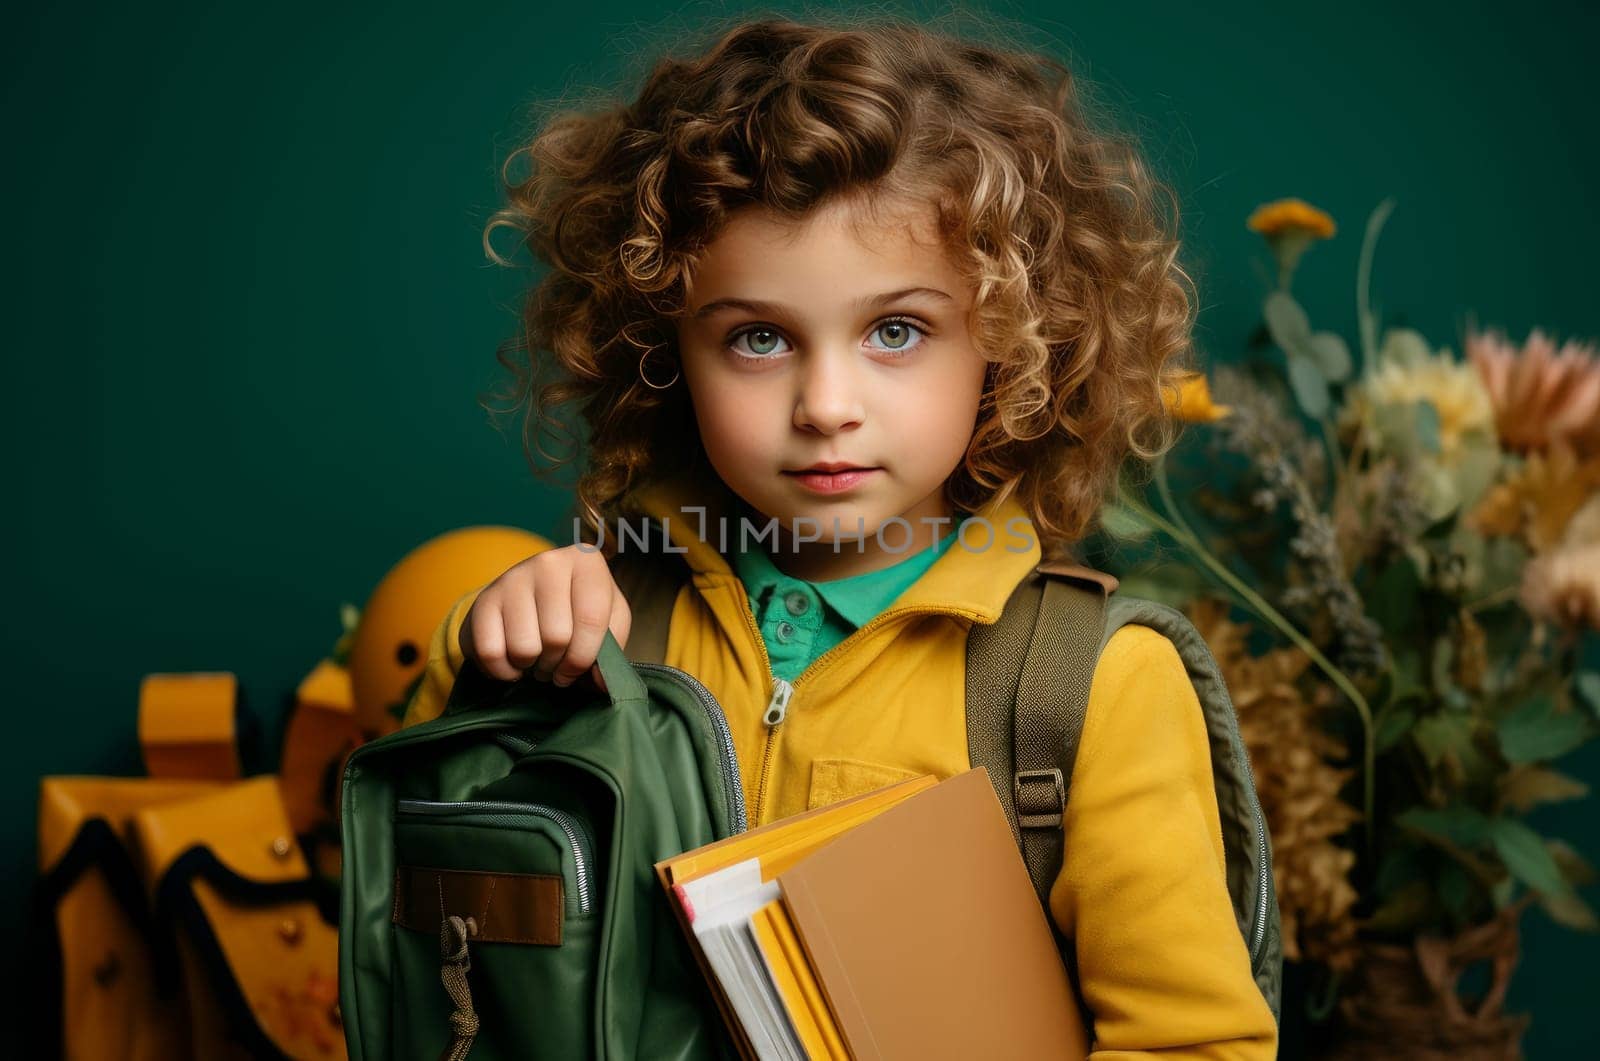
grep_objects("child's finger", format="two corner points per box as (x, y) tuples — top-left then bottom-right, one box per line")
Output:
(466, 599), (518, 682)
(500, 583), (543, 673)
(555, 566), (614, 687)
(530, 559), (573, 681)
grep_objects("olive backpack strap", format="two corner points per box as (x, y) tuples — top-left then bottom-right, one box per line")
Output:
(970, 568), (1285, 1026)
(965, 561), (1118, 907)
(966, 560), (1116, 1040)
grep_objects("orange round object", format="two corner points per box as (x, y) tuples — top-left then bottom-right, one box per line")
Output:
(348, 526), (551, 734)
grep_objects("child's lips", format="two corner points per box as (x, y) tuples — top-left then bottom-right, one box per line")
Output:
(783, 467), (880, 494)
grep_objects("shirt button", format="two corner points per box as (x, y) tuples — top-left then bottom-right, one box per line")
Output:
(784, 590), (811, 616)
(776, 620), (796, 643)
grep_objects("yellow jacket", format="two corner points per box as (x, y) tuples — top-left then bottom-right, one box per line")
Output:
(404, 473), (1278, 1058)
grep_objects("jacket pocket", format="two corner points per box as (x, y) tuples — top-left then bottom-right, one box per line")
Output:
(807, 758), (924, 811)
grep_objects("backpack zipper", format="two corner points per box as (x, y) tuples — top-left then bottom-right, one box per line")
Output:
(395, 799), (595, 915)
(491, 732), (537, 756)
(634, 662), (748, 834)
(1220, 688), (1273, 966)
(1250, 801), (1270, 962)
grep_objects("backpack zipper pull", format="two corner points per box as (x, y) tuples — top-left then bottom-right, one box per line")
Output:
(763, 677), (794, 727)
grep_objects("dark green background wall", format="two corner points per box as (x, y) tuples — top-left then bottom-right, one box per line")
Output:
(8, 0), (1596, 1053)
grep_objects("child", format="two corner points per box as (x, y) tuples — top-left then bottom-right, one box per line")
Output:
(404, 13), (1278, 1057)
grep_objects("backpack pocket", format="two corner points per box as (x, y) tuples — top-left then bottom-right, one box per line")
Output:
(389, 799), (601, 1059)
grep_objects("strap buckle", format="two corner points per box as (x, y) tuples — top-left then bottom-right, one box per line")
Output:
(1014, 767), (1066, 829)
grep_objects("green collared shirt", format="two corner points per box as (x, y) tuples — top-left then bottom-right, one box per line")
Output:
(731, 520), (966, 681)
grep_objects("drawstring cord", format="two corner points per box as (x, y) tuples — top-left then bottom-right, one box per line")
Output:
(438, 914), (480, 1061)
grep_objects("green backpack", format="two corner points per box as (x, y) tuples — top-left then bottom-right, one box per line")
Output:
(339, 552), (1281, 1059)
(338, 632), (745, 1060)
(614, 551), (1283, 1030)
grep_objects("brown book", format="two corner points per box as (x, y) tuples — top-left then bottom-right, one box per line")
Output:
(778, 767), (1087, 1059)
(661, 768), (1087, 1059)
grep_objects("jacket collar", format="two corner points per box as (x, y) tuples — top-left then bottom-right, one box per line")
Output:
(618, 467), (1041, 625)
(731, 522), (961, 628)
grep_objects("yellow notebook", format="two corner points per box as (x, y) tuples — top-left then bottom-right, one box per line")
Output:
(655, 774), (936, 1060)
(661, 774), (938, 886)
(750, 898), (848, 1061)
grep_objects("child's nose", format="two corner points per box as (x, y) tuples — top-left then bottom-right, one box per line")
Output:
(792, 350), (866, 434)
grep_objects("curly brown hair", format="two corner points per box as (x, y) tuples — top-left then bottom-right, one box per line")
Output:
(482, 9), (1195, 559)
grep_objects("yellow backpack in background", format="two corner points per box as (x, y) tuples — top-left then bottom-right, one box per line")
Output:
(31, 669), (351, 1059)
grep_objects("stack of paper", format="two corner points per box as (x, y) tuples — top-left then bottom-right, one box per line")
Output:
(655, 767), (1087, 1060)
(673, 859), (805, 1059)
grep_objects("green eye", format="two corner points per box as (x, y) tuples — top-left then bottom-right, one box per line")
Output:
(871, 318), (925, 353)
(876, 321), (913, 349)
(731, 328), (787, 357)
(726, 317), (927, 360)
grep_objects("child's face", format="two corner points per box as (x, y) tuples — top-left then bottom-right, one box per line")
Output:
(675, 194), (988, 577)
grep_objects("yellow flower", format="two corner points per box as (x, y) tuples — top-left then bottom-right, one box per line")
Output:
(1469, 445), (1600, 552)
(1357, 351), (1495, 460)
(1165, 372), (1232, 423)
(1247, 198), (1337, 240)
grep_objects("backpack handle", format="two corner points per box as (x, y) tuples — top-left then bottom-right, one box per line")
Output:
(593, 630), (649, 706)
(442, 629), (648, 714)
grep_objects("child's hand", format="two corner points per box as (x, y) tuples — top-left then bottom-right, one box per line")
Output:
(460, 545), (632, 692)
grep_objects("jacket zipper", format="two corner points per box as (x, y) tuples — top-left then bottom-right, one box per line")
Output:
(735, 584), (983, 825)
(395, 798), (595, 915)
(754, 677), (796, 825)
(734, 598), (784, 825)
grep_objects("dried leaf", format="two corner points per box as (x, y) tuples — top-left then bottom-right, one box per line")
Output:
(1498, 765), (1589, 814)
(1535, 887), (1599, 931)
(1547, 838), (1598, 887)
(1188, 597), (1361, 970)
